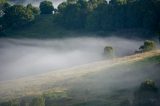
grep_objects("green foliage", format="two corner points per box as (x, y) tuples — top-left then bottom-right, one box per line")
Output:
(54, 0), (160, 34)
(0, 99), (19, 106)
(139, 80), (158, 92)
(30, 96), (45, 106)
(133, 80), (159, 106)
(139, 40), (156, 52)
(1, 2), (10, 11)
(55, 0), (89, 29)
(2, 4), (34, 28)
(27, 4), (40, 15)
(0, 0), (7, 4)
(0, 101), (11, 106)
(39, 1), (54, 14)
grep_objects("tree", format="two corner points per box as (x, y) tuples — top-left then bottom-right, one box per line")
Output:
(55, 0), (89, 29)
(139, 40), (156, 52)
(2, 4), (34, 28)
(133, 80), (159, 106)
(39, 1), (54, 14)
(27, 3), (39, 15)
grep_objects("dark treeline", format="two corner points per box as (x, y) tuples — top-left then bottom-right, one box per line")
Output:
(1, 0), (160, 36)
(54, 0), (160, 32)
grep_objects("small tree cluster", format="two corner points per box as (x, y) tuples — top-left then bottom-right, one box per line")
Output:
(139, 40), (156, 52)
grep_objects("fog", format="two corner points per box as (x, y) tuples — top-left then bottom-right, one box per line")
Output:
(0, 37), (142, 81)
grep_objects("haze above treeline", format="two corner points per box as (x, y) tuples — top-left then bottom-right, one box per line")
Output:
(0, 0), (160, 38)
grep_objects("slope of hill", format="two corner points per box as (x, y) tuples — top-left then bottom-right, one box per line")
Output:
(3, 15), (73, 38)
(0, 50), (160, 102)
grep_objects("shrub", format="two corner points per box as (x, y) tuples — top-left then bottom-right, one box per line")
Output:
(139, 40), (156, 52)
(133, 80), (159, 106)
(104, 46), (114, 58)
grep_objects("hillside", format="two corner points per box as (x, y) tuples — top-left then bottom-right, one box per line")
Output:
(0, 50), (160, 103)
(2, 14), (155, 39)
(3, 15), (73, 38)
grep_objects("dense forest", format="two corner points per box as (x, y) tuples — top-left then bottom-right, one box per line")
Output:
(0, 0), (160, 37)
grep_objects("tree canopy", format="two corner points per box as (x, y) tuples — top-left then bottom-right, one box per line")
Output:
(2, 5), (34, 28)
(39, 1), (54, 14)
(1, 0), (160, 38)
(53, 0), (160, 34)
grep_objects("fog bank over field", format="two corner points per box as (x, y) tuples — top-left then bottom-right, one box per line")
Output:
(0, 37), (142, 81)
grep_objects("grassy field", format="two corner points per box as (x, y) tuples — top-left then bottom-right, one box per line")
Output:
(0, 50), (160, 105)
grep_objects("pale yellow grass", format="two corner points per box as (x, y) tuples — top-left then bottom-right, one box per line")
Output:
(0, 50), (160, 101)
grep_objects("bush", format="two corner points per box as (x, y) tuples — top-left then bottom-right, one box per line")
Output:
(104, 46), (114, 58)
(139, 80), (158, 92)
(139, 40), (156, 52)
(133, 80), (159, 106)
(39, 1), (54, 14)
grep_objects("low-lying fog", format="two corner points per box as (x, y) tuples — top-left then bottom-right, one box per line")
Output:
(0, 37), (142, 81)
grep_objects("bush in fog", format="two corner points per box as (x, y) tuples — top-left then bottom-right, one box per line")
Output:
(30, 96), (45, 106)
(139, 40), (156, 52)
(133, 80), (159, 106)
(39, 1), (54, 14)
(104, 46), (114, 58)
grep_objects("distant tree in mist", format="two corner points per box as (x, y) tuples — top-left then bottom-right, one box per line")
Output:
(39, 1), (54, 14)
(104, 46), (114, 58)
(139, 40), (156, 52)
(133, 80), (159, 106)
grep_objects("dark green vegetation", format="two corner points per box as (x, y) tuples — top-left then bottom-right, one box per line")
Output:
(0, 0), (160, 38)
(133, 80), (159, 106)
(39, 1), (54, 14)
(0, 55), (160, 106)
(104, 46), (114, 58)
(139, 40), (156, 52)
